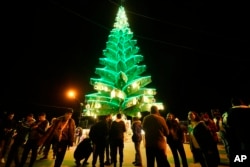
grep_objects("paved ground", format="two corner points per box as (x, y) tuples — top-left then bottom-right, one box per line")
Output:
(0, 135), (229, 167)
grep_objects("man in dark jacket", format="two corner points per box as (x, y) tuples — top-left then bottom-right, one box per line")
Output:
(89, 115), (109, 167)
(225, 97), (250, 167)
(109, 113), (126, 167)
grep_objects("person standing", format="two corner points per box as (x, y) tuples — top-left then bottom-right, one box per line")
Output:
(225, 97), (250, 167)
(38, 109), (76, 167)
(166, 113), (188, 167)
(218, 112), (230, 159)
(5, 113), (36, 167)
(104, 114), (112, 166)
(18, 112), (49, 167)
(40, 117), (57, 160)
(142, 105), (170, 167)
(188, 111), (220, 167)
(131, 117), (142, 166)
(201, 113), (219, 143)
(109, 113), (126, 167)
(0, 112), (17, 163)
(89, 115), (109, 167)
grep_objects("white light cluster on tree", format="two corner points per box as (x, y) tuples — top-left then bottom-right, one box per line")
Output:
(84, 6), (164, 116)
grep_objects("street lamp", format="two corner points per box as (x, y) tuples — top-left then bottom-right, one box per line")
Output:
(67, 90), (76, 99)
(67, 89), (83, 126)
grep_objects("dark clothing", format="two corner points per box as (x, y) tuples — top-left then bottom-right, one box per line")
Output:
(109, 120), (126, 141)
(166, 119), (188, 167)
(89, 120), (109, 167)
(0, 116), (17, 140)
(75, 127), (83, 145)
(39, 122), (57, 159)
(42, 137), (56, 158)
(89, 120), (109, 144)
(203, 119), (219, 143)
(110, 139), (124, 167)
(54, 140), (69, 167)
(189, 121), (220, 167)
(14, 119), (36, 143)
(0, 115), (17, 160)
(109, 119), (126, 166)
(19, 139), (40, 167)
(142, 114), (170, 167)
(131, 120), (142, 143)
(105, 118), (112, 164)
(131, 120), (142, 165)
(168, 142), (188, 167)
(5, 139), (23, 167)
(5, 119), (36, 167)
(166, 119), (184, 144)
(19, 119), (49, 167)
(74, 138), (92, 166)
(226, 106), (250, 167)
(145, 147), (170, 167)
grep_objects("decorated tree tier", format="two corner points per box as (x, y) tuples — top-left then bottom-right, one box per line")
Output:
(84, 6), (163, 117)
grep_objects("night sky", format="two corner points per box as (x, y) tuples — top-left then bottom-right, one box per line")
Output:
(1, 0), (250, 119)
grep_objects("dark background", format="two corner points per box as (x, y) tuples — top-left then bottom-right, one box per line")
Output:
(1, 0), (249, 120)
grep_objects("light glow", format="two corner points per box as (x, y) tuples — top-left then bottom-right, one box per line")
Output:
(84, 6), (164, 116)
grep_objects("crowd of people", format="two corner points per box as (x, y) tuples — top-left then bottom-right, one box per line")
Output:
(0, 109), (76, 167)
(0, 96), (249, 167)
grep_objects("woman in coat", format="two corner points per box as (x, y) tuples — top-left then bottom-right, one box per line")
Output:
(188, 111), (220, 167)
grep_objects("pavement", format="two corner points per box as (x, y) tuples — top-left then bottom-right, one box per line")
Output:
(0, 133), (229, 167)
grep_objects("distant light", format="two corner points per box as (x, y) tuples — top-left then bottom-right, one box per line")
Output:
(67, 90), (76, 98)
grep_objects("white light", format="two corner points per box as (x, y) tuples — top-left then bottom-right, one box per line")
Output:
(137, 112), (141, 118)
(117, 91), (124, 99)
(143, 96), (148, 102)
(85, 104), (90, 109)
(132, 82), (139, 88)
(132, 98), (137, 105)
(111, 90), (116, 98)
(95, 103), (101, 109)
(146, 89), (153, 95)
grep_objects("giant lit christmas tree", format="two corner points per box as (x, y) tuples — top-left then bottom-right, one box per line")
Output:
(84, 6), (163, 117)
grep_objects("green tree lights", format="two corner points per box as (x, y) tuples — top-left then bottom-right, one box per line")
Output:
(84, 6), (163, 117)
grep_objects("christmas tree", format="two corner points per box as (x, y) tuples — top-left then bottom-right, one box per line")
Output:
(84, 6), (163, 117)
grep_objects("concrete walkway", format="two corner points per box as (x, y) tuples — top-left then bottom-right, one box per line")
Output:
(0, 135), (229, 167)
